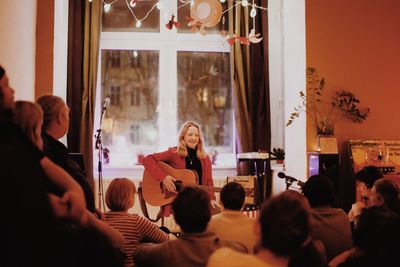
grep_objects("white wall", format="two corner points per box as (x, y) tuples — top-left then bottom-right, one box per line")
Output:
(0, 0), (37, 101)
(269, 0), (307, 181)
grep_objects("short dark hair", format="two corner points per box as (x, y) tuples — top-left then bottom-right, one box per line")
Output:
(353, 206), (400, 265)
(373, 178), (400, 215)
(302, 175), (335, 208)
(259, 190), (311, 257)
(220, 182), (245, 210)
(355, 166), (383, 188)
(172, 186), (211, 233)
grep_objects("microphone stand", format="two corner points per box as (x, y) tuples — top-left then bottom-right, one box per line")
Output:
(95, 105), (107, 212)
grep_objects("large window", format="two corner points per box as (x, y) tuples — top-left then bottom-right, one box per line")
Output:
(97, 1), (234, 166)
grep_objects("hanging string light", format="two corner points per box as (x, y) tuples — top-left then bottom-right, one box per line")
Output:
(100, 0), (267, 32)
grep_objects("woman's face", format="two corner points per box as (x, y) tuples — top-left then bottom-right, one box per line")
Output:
(0, 74), (15, 109)
(184, 125), (200, 149)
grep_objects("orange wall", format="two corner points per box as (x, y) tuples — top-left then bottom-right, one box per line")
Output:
(306, 0), (400, 208)
(35, 0), (54, 98)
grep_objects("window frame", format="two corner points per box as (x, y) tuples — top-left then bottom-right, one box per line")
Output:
(95, 1), (235, 167)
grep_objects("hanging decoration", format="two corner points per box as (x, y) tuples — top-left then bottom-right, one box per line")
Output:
(165, 15), (181, 30)
(99, 0), (267, 46)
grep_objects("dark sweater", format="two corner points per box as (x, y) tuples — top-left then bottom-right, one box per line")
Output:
(42, 132), (95, 212)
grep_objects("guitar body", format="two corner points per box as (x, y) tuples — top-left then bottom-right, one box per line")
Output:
(142, 162), (198, 206)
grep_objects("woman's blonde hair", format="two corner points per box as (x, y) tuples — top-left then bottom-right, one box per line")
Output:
(177, 121), (207, 159)
(105, 178), (136, 211)
(36, 95), (66, 131)
(14, 101), (43, 149)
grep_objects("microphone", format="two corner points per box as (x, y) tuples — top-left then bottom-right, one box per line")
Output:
(102, 97), (111, 110)
(277, 172), (305, 187)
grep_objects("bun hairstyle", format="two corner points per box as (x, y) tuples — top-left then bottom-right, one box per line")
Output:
(0, 65), (6, 104)
(0, 65), (5, 80)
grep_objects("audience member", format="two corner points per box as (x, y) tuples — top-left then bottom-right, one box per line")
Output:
(330, 206), (400, 267)
(13, 99), (125, 249)
(207, 181), (257, 253)
(302, 175), (352, 261)
(104, 178), (169, 267)
(1, 65), (123, 266)
(37, 95), (95, 212)
(369, 178), (400, 215)
(134, 186), (245, 267)
(348, 166), (383, 226)
(14, 100), (44, 149)
(208, 190), (327, 267)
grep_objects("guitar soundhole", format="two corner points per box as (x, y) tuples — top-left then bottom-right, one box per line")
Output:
(174, 180), (184, 192)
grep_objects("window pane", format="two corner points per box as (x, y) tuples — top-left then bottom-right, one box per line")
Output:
(177, 51), (232, 151)
(101, 50), (159, 159)
(102, 0), (160, 32)
(177, 1), (229, 34)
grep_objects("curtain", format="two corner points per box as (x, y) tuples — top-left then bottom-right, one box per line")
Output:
(230, 0), (271, 197)
(67, 0), (101, 188)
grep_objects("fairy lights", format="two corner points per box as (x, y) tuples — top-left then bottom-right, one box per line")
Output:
(100, 0), (267, 35)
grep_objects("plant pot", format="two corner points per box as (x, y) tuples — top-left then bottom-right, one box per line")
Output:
(317, 135), (338, 154)
(276, 159), (284, 164)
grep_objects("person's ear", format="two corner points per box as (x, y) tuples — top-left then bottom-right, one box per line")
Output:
(376, 194), (385, 206)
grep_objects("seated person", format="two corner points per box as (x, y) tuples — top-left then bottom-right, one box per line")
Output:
(208, 190), (327, 267)
(302, 175), (353, 261)
(134, 186), (245, 267)
(0, 66), (122, 266)
(104, 178), (169, 267)
(330, 206), (400, 267)
(368, 178), (400, 215)
(348, 166), (383, 227)
(207, 181), (257, 253)
(37, 95), (95, 212)
(14, 100), (124, 250)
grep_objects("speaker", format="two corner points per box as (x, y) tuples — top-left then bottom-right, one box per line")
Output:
(308, 153), (340, 196)
(226, 176), (258, 205)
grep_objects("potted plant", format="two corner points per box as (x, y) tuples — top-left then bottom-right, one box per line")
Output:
(286, 67), (370, 136)
(270, 147), (285, 164)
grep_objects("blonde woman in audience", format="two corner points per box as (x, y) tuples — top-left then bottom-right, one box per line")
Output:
(207, 190), (326, 267)
(104, 178), (169, 267)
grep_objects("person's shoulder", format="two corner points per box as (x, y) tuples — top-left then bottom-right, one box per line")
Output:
(168, 147), (178, 153)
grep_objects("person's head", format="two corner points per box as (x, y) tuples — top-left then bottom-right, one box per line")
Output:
(220, 182), (246, 211)
(172, 186), (211, 233)
(355, 166), (383, 206)
(369, 178), (400, 214)
(177, 121), (206, 158)
(353, 206), (400, 265)
(302, 175), (335, 208)
(14, 101), (44, 150)
(0, 65), (15, 110)
(258, 190), (311, 257)
(105, 178), (136, 212)
(36, 95), (70, 139)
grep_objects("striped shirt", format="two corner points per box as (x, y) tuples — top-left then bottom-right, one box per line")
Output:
(104, 212), (169, 267)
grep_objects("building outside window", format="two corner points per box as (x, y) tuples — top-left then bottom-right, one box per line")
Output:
(97, 0), (234, 166)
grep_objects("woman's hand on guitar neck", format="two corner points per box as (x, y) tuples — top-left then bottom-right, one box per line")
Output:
(163, 175), (177, 192)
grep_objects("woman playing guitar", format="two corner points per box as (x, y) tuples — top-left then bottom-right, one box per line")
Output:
(142, 121), (218, 211)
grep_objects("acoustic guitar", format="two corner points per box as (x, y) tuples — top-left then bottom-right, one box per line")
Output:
(142, 162), (223, 206)
(142, 162), (255, 207)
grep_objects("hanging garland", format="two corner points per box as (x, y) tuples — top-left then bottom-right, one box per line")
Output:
(98, 0), (267, 46)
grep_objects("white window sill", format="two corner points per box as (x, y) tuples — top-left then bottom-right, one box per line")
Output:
(95, 163), (237, 180)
